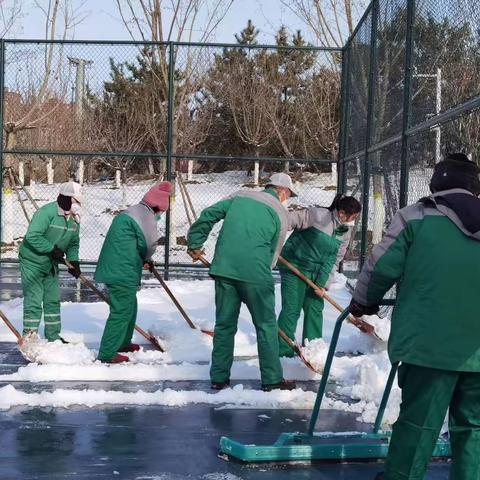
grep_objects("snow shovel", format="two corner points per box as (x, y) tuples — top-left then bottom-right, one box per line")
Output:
(277, 328), (320, 374)
(277, 256), (383, 342)
(149, 265), (214, 337)
(0, 308), (23, 344)
(63, 260), (165, 352)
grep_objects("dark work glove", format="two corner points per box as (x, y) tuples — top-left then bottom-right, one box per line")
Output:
(49, 245), (65, 262)
(348, 300), (379, 318)
(67, 260), (81, 279)
(143, 260), (155, 271)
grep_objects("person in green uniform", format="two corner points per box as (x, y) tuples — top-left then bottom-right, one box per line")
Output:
(278, 195), (361, 357)
(95, 182), (172, 364)
(187, 173), (305, 391)
(349, 153), (480, 480)
(20, 181), (82, 342)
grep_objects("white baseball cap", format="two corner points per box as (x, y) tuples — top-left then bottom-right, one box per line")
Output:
(59, 181), (82, 203)
(267, 173), (298, 197)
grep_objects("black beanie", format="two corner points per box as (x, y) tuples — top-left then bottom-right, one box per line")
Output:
(57, 194), (72, 211)
(429, 153), (480, 195)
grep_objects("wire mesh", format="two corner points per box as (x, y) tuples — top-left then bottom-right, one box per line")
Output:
(0, 40), (340, 265)
(345, 11), (372, 157)
(341, 0), (480, 277)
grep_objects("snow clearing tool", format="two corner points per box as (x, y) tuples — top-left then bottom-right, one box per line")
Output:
(277, 328), (319, 374)
(0, 308), (23, 344)
(197, 255), (320, 373)
(219, 300), (451, 463)
(63, 260), (165, 352)
(277, 256), (383, 342)
(149, 265), (214, 337)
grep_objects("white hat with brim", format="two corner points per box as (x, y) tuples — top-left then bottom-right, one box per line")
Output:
(266, 172), (298, 197)
(59, 181), (82, 203)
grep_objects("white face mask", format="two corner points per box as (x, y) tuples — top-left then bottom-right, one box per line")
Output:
(344, 220), (356, 227)
(70, 202), (82, 222)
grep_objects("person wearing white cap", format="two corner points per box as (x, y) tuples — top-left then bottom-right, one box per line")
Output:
(19, 181), (82, 342)
(187, 172), (299, 391)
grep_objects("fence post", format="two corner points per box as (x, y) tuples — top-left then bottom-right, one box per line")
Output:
(360, 0), (379, 269)
(0, 39), (5, 259)
(164, 41), (175, 280)
(399, 0), (416, 208)
(337, 47), (350, 194)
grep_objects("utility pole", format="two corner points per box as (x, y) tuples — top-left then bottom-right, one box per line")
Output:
(68, 57), (92, 119)
(68, 57), (93, 184)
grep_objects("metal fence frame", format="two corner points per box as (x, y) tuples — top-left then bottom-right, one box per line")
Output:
(0, 39), (341, 278)
(4, 1), (478, 277)
(338, 0), (480, 269)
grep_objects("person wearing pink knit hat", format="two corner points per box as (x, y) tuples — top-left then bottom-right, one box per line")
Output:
(94, 181), (172, 363)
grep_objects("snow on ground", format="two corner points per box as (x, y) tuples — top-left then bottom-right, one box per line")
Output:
(1, 170), (338, 264)
(0, 273), (398, 427)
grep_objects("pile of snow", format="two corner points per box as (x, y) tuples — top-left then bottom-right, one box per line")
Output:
(19, 332), (95, 365)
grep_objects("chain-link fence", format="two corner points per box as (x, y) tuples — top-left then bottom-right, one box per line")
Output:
(339, 0), (480, 276)
(0, 40), (341, 275)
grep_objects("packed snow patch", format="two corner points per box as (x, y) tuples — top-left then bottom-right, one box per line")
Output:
(19, 333), (95, 365)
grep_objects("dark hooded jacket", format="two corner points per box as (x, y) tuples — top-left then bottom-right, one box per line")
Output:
(353, 188), (480, 371)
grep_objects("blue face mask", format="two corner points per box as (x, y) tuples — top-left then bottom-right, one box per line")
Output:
(155, 213), (162, 221)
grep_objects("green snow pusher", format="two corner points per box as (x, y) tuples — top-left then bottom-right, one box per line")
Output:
(219, 300), (451, 463)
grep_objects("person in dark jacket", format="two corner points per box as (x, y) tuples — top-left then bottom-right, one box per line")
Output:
(278, 195), (361, 356)
(350, 153), (480, 480)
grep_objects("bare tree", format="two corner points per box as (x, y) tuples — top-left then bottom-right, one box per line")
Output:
(4, 0), (88, 177)
(0, 0), (22, 38)
(114, 0), (234, 172)
(279, 0), (365, 48)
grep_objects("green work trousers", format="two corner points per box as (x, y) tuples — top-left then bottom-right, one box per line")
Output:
(97, 285), (138, 361)
(385, 363), (480, 480)
(277, 270), (324, 357)
(20, 262), (61, 341)
(211, 277), (283, 386)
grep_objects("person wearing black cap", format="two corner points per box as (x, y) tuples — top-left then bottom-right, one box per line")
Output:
(348, 152), (480, 479)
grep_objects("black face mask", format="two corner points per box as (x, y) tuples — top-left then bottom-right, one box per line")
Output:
(57, 194), (72, 211)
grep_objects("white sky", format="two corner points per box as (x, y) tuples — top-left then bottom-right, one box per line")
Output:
(15, 0), (308, 44)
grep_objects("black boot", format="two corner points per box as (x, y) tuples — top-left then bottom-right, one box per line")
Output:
(261, 379), (296, 392)
(211, 380), (230, 391)
(58, 336), (69, 344)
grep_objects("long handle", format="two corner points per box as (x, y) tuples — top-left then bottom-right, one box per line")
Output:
(177, 171), (194, 227)
(277, 256), (380, 339)
(0, 308), (23, 343)
(150, 266), (214, 337)
(178, 172), (197, 221)
(63, 260), (165, 352)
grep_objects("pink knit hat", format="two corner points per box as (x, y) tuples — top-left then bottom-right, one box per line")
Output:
(143, 181), (172, 211)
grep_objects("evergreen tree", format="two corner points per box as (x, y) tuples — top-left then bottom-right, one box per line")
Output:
(235, 19), (259, 45)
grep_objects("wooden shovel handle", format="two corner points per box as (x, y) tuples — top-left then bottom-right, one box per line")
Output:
(0, 309), (22, 343)
(63, 259), (165, 352)
(150, 266), (214, 337)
